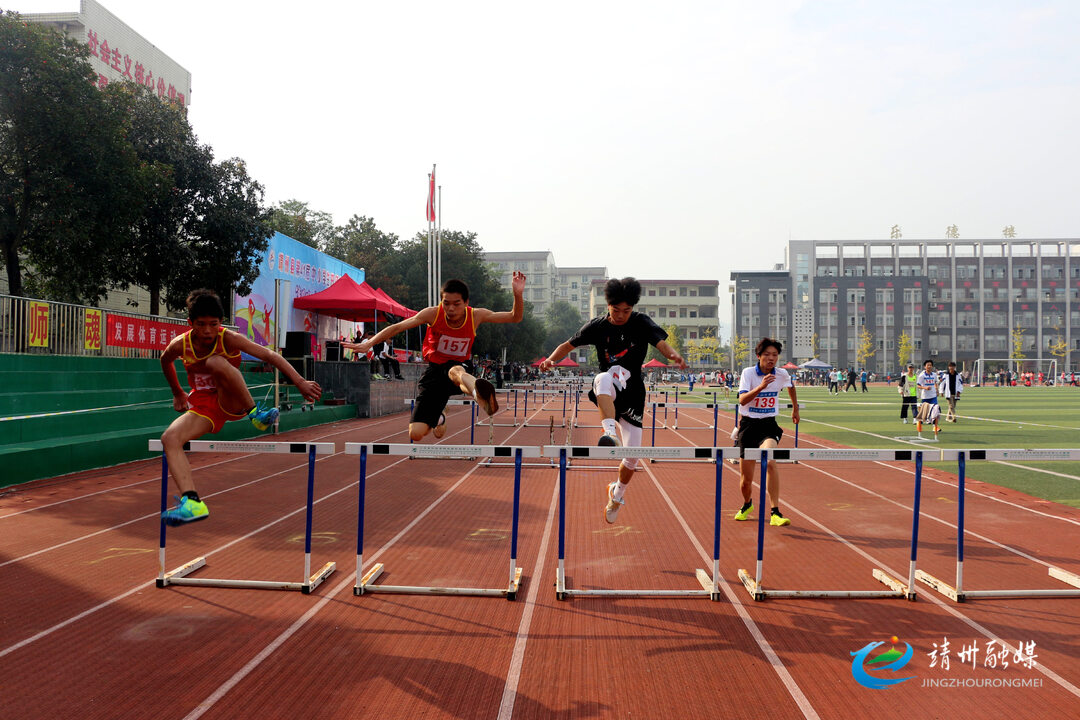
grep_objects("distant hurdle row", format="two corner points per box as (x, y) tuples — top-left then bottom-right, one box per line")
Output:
(150, 439), (337, 594)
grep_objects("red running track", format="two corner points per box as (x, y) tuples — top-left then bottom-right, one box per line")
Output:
(1, 399), (1079, 719)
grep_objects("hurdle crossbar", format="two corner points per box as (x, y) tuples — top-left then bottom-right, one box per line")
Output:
(345, 443), (540, 599)
(543, 445), (733, 600)
(737, 447), (922, 601)
(916, 448), (1080, 602)
(150, 439), (337, 594)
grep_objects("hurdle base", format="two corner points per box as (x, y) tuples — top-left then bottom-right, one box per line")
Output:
(872, 568), (916, 601)
(356, 563), (523, 599)
(157, 556), (206, 588)
(1050, 566), (1080, 589)
(737, 569), (765, 601)
(915, 570), (964, 602)
(506, 566), (524, 601)
(158, 557), (336, 593)
(301, 562), (337, 594)
(695, 568), (722, 601)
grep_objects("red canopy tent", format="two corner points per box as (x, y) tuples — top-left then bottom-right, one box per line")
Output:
(782, 362), (799, 370)
(642, 358), (669, 368)
(373, 287), (416, 319)
(555, 357), (579, 367)
(293, 274), (392, 322)
(530, 357), (546, 368)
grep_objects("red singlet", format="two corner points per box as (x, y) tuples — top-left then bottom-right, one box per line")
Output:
(422, 306), (476, 364)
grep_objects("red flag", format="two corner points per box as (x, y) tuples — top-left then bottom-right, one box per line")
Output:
(426, 170), (436, 222)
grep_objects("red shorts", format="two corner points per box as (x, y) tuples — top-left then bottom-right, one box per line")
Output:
(186, 390), (248, 434)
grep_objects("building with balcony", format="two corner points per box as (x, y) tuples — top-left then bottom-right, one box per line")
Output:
(731, 239), (1079, 374)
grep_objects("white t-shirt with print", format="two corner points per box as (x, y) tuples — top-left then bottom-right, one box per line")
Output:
(738, 365), (792, 418)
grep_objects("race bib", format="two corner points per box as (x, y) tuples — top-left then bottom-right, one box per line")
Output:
(749, 391), (778, 414)
(437, 335), (471, 358)
(192, 373), (216, 392)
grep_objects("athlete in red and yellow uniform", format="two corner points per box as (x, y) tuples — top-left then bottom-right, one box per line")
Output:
(179, 326), (247, 433)
(343, 272), (526, 441)
(158, 289), (323, 525)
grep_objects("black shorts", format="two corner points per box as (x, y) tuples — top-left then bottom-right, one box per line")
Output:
(587, 379), (646, 428)
(412, 360), (472, 427)
(736, 416), (783, 456)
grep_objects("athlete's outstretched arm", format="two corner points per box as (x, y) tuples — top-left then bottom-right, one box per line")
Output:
(473, 272), (526, 325)
(342, 306), (437, 356)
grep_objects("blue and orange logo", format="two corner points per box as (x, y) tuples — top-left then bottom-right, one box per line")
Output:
(850, 636), (916, 689)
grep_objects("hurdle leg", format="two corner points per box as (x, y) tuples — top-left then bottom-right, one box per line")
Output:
(157, 454), (168, 588)
(302, 445), (336, 593)
(354, 446), (381, 595)
(507, 449), (524, 600)
(738, 450), (769, 601)
(556, 449), (568, 600)
(696, 455), (724, 600)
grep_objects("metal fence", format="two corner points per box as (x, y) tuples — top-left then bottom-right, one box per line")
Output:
(0, 294), (216, 359)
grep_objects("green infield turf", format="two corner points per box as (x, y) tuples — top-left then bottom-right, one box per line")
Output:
(657, 383), (1080, 508)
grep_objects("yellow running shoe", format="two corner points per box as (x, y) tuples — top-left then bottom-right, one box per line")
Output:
(734, 502), (753, 521)
(769, 510), (791, 527)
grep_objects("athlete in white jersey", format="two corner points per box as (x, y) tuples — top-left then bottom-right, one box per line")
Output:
(734, 337), (800, 527)
(915, 359), (941, 436)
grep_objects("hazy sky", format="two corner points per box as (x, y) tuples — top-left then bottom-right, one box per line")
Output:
(13, 1), (1080, 318)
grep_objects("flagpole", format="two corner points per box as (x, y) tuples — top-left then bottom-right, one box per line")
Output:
(437, 184), (442, 296)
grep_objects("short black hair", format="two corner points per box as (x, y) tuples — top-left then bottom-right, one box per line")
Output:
(604, 277), (641, 306)
(186, 289), (224, 320)
(948, 361), (956, 368)
(924, 359), (934, 366)
(755, 337), (782, 356)
(441, 279), (469, 302)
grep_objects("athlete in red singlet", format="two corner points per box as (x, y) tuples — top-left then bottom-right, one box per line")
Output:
(343, 272), (526, 441)
(158, 289), (323, 525)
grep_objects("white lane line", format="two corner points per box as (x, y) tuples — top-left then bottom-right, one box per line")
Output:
(762, 466), (1080, 701)
(0, 413), (475, 655)
(645, 462), (821, 720)
(496, 476), (560, 720)
(184, 407), (548, 719)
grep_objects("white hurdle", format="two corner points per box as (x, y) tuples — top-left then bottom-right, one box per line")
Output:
(542, 444), (734, 600)
(916, 448), (1080, 602)
(149, 439), (337, 594)
(737, 448), (924, 601)
(344, 442), (543, 599)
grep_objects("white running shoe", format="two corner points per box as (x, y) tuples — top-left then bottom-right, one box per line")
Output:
(604, 482), (624, 524)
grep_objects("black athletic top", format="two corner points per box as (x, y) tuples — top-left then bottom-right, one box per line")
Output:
(568, 312), (667, 382)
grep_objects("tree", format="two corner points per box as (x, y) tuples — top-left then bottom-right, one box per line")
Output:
(855, 327), (876, 368)
(0, 11), (142, 301)
(648, 323), (682, 364)
(897, 330), (914, 368)
(810, 331), (819, 359)
(324, 214), (404, 299)
(732, 334), (750, 368)
(107, 83), (270, 316)
(685, 330), (720, 365)
(1011, 323), (1027, 365)
(1048, 325), (1067, 371)
(266, 199), (338, 250)
(544, 300), (582, 354)
(177, 157), (273, 314)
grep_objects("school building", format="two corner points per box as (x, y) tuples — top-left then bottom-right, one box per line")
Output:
(731, 239), (1080, 375)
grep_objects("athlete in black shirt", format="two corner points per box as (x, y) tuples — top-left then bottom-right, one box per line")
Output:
(541, 277), (686, 523)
